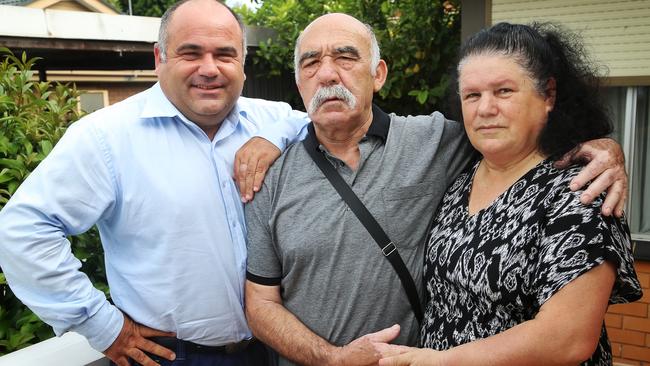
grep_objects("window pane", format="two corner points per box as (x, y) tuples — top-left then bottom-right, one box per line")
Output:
(631, 87), (650, 235)
(79, 92), (106, 113)
(604, 87), (627, 143)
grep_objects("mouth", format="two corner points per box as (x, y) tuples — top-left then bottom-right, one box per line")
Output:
(476, 125), (503, 131)
(192, 83), (223, 91)
(312, 98), (345, 112)
(323, 97), (342, 104)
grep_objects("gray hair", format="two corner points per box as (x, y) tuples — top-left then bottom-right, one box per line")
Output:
(157, 0), (247, 65)
(293, 22), (380, 83)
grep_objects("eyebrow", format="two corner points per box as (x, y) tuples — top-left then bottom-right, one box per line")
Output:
(333, 46), (360, 58)
(176, 44), (239, 57)
(299, 50), (321, 65)
(214, 46), (239, 56)
(176, 43), (203, 53)
(298, 45), (362, 66)
(460, 78), (516, 90)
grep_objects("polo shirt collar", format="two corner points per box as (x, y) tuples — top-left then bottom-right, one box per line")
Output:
(366, 104), (390, 142)
(305, 104), (390, 150)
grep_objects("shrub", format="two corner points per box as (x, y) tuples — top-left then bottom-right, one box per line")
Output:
(0, 48), (108, 354)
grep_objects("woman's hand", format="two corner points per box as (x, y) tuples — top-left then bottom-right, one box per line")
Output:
(372, 341), (441, 366)
(378, 348), (444, 366)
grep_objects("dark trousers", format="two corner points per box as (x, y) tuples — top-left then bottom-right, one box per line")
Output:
(110, 339), (276, 366)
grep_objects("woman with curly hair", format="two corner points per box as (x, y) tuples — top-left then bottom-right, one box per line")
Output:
(376, 22), (642, 366)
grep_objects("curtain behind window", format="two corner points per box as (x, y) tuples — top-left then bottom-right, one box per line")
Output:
(631, 87), (650, 235)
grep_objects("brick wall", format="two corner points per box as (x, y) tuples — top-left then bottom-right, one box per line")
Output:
(609, 260), (650, 365)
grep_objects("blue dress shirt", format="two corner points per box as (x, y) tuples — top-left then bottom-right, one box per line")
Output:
(0, 83), (307, 351)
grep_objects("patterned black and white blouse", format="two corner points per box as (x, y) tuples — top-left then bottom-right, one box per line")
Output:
(422, 159), (642, 365)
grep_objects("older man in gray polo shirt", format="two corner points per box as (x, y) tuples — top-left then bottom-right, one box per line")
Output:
(244, 12), (628, 366)
(243, 13), (470, 366)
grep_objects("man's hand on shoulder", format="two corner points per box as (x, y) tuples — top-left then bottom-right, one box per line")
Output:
(104, 313), (176, 366)
(234, 137), (281, 203)
(554, 137), (627, 217)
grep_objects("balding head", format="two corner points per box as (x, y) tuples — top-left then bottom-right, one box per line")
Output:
(294, 13), (380, 83)
(158, 0), (247, 64)
(292, 12), (387, 130)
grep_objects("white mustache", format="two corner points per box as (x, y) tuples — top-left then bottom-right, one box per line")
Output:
(307, 85), (357, 114)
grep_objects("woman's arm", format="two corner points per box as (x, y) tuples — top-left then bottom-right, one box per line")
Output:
(378, 261), (616, 366)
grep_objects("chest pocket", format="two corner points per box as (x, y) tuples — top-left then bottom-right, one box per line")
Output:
(382, 181), (441, 249)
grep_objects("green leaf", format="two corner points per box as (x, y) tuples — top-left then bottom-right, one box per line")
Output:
(416, 90), (429, 105)
(23, 141), (33, 155)
(8, 180), (19, 195)
(0, 169), (13, 184)
(39, 140), (53, 155)
(16, 311), (39, 329)
(0, 158), (24, 171)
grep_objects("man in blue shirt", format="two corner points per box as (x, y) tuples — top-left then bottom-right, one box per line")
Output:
(0, 0), (306, 365)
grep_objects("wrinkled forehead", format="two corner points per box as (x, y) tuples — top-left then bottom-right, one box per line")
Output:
(300, 30), (370, 58)
(299, 16), (371, 55)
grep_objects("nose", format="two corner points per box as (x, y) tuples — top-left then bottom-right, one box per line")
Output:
(198, 54), (219, 78)
(314, 58), (340, 86)
(477, 94), (497, 117)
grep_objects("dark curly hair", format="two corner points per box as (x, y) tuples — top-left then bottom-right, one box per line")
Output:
(456, 22), (612, 158)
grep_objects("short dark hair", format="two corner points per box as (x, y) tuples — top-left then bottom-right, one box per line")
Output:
(157, 0), (247, 64)
(457, 22), (612, 158)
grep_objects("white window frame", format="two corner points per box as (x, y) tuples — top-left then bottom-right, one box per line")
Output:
(618, 86), (650, 242)
(77, 90), (109, 114)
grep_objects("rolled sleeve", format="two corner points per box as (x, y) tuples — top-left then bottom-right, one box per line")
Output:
(70, 301), (124, 351)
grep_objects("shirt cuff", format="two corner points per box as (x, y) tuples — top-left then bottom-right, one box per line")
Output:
(69, 301), (124, 352)
(246, 271), (281, 286)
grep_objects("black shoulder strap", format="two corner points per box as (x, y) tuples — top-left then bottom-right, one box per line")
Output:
(303, 125), (423, 323)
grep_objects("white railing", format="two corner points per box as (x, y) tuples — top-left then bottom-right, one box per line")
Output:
(0, 332), (107, 366)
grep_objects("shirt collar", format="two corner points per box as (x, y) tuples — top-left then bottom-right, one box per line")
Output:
(305, 104), (390, 151)
(366, 104), (390, 142)
(140, 82), (182, 119)
(139, 83), (243, 140)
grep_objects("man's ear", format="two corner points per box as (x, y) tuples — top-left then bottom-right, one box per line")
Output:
(545, 77), (557, 113)
(373, 59), (388, 92)
(154, 43), (163, 75)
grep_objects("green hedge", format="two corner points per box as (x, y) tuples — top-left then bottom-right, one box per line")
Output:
(0, 48), (108, 355)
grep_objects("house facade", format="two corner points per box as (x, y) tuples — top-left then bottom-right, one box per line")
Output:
(0, 1), (294, 114)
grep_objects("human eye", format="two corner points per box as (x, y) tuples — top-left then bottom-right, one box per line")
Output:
(463, 92), (480, 101)
(179, 51), (200, 61)
(337, 54), (358, 64)
(303, 59), (319, 68)
(217, 54), (236, 62)
(215, 48), (239, 62)
(497, 88), (513, 96)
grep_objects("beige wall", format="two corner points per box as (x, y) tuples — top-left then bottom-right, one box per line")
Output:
(491, 0), (650, 82)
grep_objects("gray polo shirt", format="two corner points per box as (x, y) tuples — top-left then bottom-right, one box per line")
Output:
(246, 106), (472, 364)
